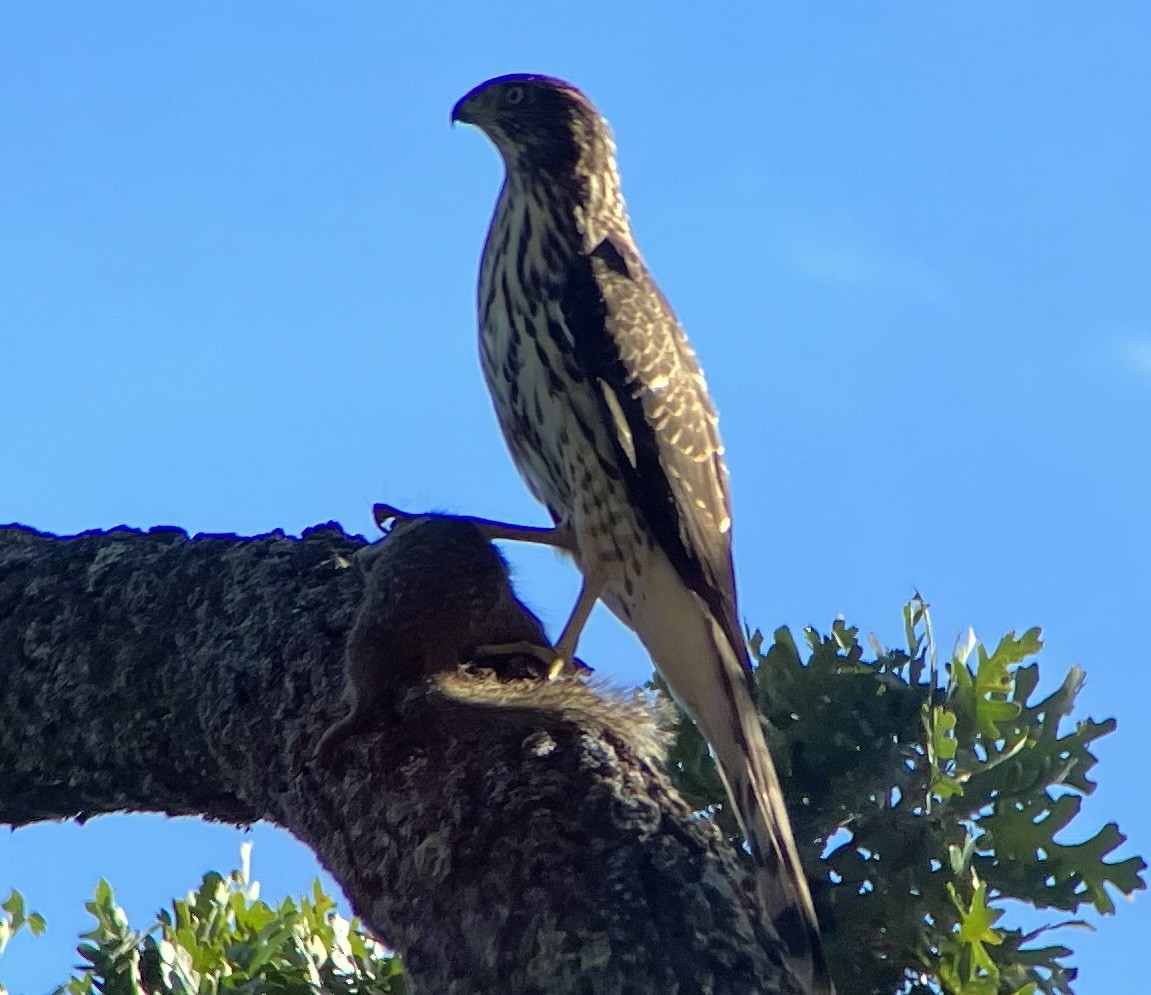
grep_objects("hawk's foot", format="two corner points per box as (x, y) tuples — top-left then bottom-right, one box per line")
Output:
(470, 640), (590, 680)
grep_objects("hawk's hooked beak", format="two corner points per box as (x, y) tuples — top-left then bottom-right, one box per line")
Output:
(451, 94), (477, 128)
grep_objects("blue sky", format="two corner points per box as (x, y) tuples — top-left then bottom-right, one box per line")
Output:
(1, 2), (1147, 991)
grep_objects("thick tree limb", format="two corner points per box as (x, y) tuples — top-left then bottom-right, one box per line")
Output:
(0, 523), (800, 994)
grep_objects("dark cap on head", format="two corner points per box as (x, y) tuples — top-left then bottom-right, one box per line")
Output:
(451, 74), (608, 175)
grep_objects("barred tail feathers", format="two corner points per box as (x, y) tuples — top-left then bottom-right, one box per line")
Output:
(607, 551), (834, 994)
(607, 548), (833, 990)
(699, 614), (834, 995)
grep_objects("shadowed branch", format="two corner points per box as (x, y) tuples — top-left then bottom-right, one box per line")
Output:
(0, 520), (801, 995)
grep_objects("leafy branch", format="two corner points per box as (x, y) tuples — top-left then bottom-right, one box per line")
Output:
(662, 595), (1145, 995)
(45, 843), (404, 995)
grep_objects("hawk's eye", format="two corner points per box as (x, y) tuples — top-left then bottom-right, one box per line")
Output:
(505, 86), (526, 106)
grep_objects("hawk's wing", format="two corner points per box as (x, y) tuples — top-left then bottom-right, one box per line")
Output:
(555, 233), (748, 670)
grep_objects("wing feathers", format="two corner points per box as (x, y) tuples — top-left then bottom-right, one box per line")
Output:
(558, 235), (747, 669)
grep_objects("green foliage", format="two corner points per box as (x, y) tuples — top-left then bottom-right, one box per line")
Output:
(0, 891), (47, 958)
(1, 890), (47, 995)
(22, 843), (405, 995)
(662, 595), (1146, 994)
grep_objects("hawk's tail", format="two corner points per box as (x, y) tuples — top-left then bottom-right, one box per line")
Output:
(696, 616), (836, 995)
(613, 551), (834, 992)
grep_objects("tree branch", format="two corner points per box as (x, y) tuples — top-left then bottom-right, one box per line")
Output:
(0, 522), (800, 994)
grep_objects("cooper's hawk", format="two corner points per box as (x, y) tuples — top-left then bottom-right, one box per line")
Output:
(447, 74), (834, 994)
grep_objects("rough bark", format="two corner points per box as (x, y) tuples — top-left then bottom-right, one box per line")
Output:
(0, 522), (799, 994)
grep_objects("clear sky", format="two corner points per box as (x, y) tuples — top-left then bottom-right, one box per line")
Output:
(1, 2), (1147, 992)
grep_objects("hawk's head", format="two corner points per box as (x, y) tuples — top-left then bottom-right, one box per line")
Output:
(452, 74), (613, 177)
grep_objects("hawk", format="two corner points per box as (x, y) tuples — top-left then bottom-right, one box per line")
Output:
(443, 74), (833, 994)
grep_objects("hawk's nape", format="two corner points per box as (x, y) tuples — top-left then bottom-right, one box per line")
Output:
(451, 74), (835, 995)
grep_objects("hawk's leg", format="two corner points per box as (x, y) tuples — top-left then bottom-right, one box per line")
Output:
(473, 573), (603, 679)
(372, 502), (576, 553)
(549, 572), (603, 674)
(469, 639), (593, 679)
